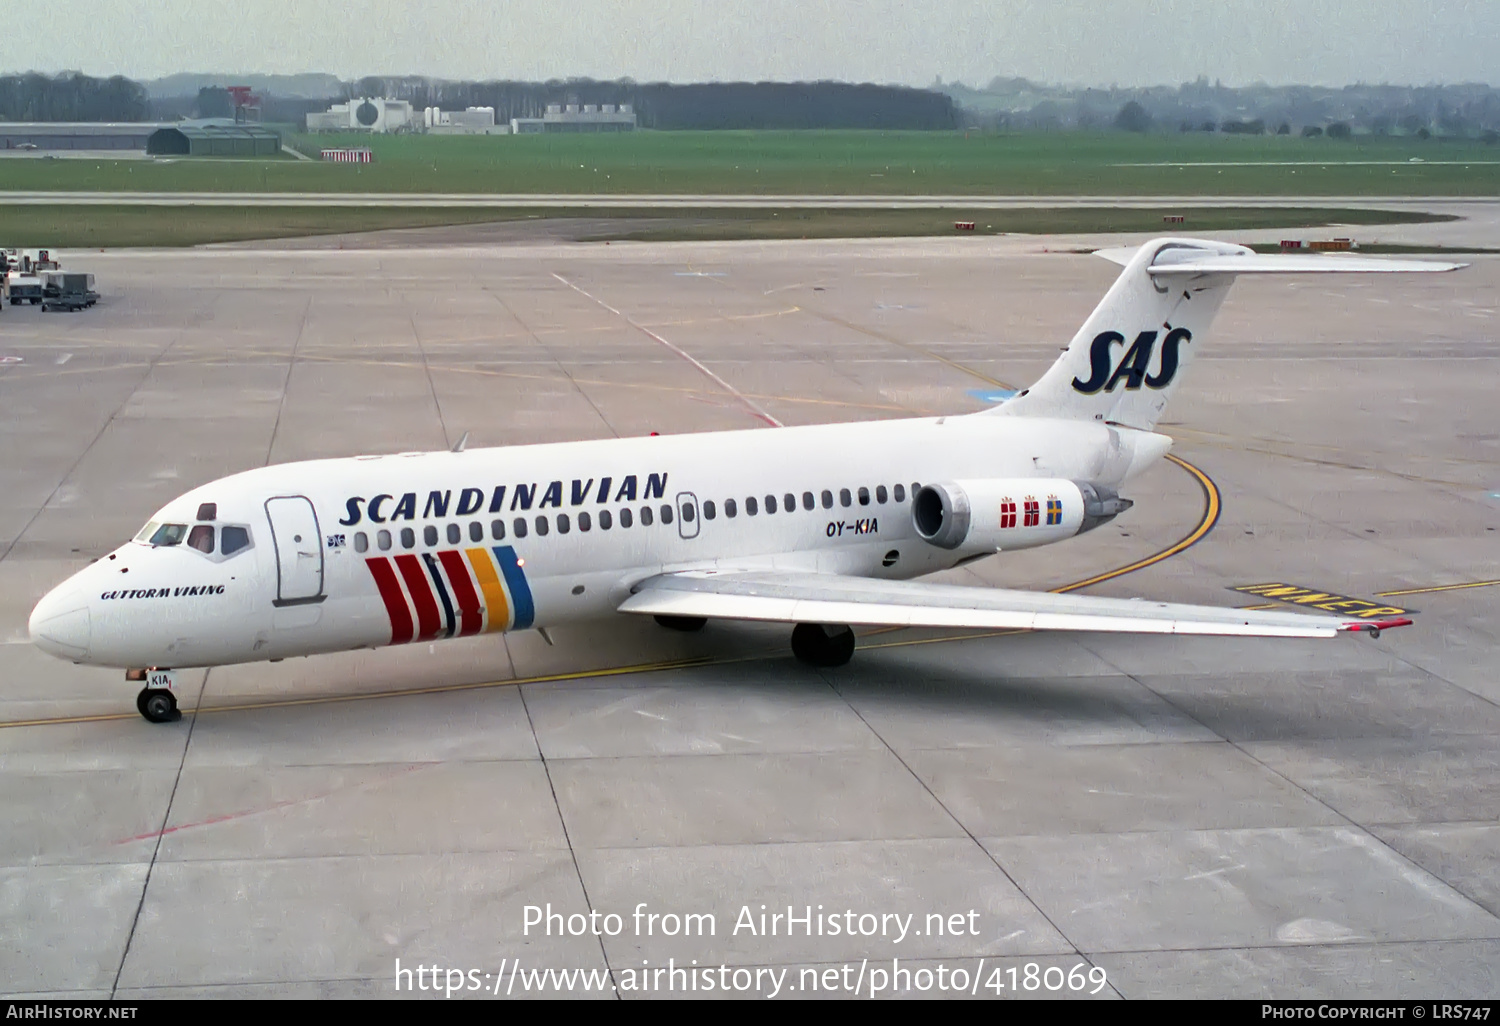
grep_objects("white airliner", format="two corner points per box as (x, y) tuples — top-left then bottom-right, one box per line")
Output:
(29, 239), (1462, 722)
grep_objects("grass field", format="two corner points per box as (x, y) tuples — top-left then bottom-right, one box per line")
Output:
(1, 130), (1496, 196)
(0, 204), (1452, 248)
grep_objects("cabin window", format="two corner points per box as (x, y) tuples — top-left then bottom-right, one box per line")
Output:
(535, 516), (549, 536)
(400, 528), (415, 549)
(187, 525), (215, 553)
(784, 493), (795, 513)
(821, 490), (833, 509)
(469, 522), (482, 543)
(893, 483), (906, 502)
(725, 498), (737, 518)
(353, 532), (368, 553)
(802, 492), (814, 511)
(765, 494), (778, 514)
(599, 509), (612, 530)
(148, 523), (188, 547)
(876, 485), (888, 504)
(682, 502), (695, 523)
(840, 488), (852, 508)
(557, 513), (570, 534)
(660, 504), (673, 524)
(513, 518), (528, 538)
(377, 530), (392, 551)
(620, 507), (633, 528)
(858, 487), (870, 506)
(447, 523), (462, 545)
(424, 525), (438, 546)
(641, 505), (654, 527)
(578, 511), (591, 531)
(703, 500), (716, 520)
(912, 482), (921, 497)
(746, 496), (758, 515)
(491, 519), (506, 540)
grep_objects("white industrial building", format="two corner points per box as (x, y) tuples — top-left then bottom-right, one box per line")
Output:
(510, 103), (636, 134)
(305, 98), (417, 133)
(422, 106), (507, 135)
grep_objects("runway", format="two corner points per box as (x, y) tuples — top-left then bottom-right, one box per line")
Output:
(1, 236), (1497, 998)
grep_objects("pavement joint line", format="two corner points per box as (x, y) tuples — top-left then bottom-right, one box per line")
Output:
(109, 671), (207, 998)
(516, 685), (619, 998)
(551, 272), (783, 428)
(817, 668), (1101, 980)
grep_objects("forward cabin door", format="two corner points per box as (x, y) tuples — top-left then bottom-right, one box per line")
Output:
(264, 496), (326, 605)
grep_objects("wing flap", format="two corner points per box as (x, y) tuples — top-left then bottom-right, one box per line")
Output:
(620, 571), (1405, 639)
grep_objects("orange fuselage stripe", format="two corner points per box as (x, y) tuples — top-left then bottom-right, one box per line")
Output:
(465, 547), (511, 632)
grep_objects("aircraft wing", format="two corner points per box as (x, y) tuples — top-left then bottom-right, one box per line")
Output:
(618, 570), (1410, 638)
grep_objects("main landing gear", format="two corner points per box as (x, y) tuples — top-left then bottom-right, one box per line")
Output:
(790, 623), (856, 668)
(128, 668), (181, 723)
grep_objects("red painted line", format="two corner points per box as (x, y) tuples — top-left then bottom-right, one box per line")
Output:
(394, 553), (442, 641)
(437, 549), (483, 636)
(113, 765), (424, 845)
(365, 557), (414, 645)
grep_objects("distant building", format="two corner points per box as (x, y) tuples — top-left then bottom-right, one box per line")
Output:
(422, 106), (507, 135)
(0, 123), (167, 151)
(146, 121), (282, 157)
(305, 98), (417, 133)
(510, 103), (636, 134)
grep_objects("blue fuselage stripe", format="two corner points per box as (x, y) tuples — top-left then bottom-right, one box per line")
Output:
(492, 545), (535, 629)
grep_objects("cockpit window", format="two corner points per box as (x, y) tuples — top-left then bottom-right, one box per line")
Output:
(221, 526), (251, 556)
(147, 523), (188, 547)
(187, 525), (214, 553)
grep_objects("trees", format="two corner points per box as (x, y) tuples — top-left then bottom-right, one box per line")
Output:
(0, 72), (149, 121)
(1301, 124), (1324, 137)
(1326, 122), (1352, 138)
(1113, 101), (1152, 132)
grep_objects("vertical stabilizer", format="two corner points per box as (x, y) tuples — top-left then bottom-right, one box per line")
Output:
(993, 239), (1241, 430)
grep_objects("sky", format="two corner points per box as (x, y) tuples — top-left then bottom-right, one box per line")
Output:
(8, 0), (1497, 88)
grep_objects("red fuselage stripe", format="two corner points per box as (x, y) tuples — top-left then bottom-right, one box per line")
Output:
(437, 549), (484, 636)
(365, 557), (415, 645)
(394, 553), (442, 641)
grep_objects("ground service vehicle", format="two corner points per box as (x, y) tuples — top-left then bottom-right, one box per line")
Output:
(42, 272), (98, 311)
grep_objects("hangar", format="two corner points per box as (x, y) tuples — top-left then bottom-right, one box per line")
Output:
(0, 122), (166, 151)
(146, 123), (282, 157)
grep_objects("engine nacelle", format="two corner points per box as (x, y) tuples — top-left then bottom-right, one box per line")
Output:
(912, 479), (1132, 551)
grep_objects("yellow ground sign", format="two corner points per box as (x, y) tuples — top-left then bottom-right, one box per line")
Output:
(1230, 583), (1411, 619)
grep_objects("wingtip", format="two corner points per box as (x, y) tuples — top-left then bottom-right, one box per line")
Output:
(1339, 617), (1414, 637)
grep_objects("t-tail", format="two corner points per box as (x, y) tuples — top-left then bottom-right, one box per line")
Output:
(993, 238), (1465, 431)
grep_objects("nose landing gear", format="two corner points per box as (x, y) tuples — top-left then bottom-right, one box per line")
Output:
(127, 668), (182, 723)
(136, 688), (180, 723)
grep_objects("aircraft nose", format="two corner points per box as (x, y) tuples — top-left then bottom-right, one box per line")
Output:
(29, 586), (92, 661)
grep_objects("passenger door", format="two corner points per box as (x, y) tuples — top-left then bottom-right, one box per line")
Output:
(264, 496), (325, 605)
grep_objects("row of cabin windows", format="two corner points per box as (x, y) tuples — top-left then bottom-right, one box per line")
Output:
(346, 483), (919, 553)
(701, 482), (915, 521)
(350, 504), (678, 553)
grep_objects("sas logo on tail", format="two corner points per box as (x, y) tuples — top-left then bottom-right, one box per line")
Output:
(1071, 328), (1191, 395)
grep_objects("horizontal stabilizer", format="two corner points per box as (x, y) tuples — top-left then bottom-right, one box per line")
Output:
(1096, 244), (1465, 275)
(620, 570), (1410, 639)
